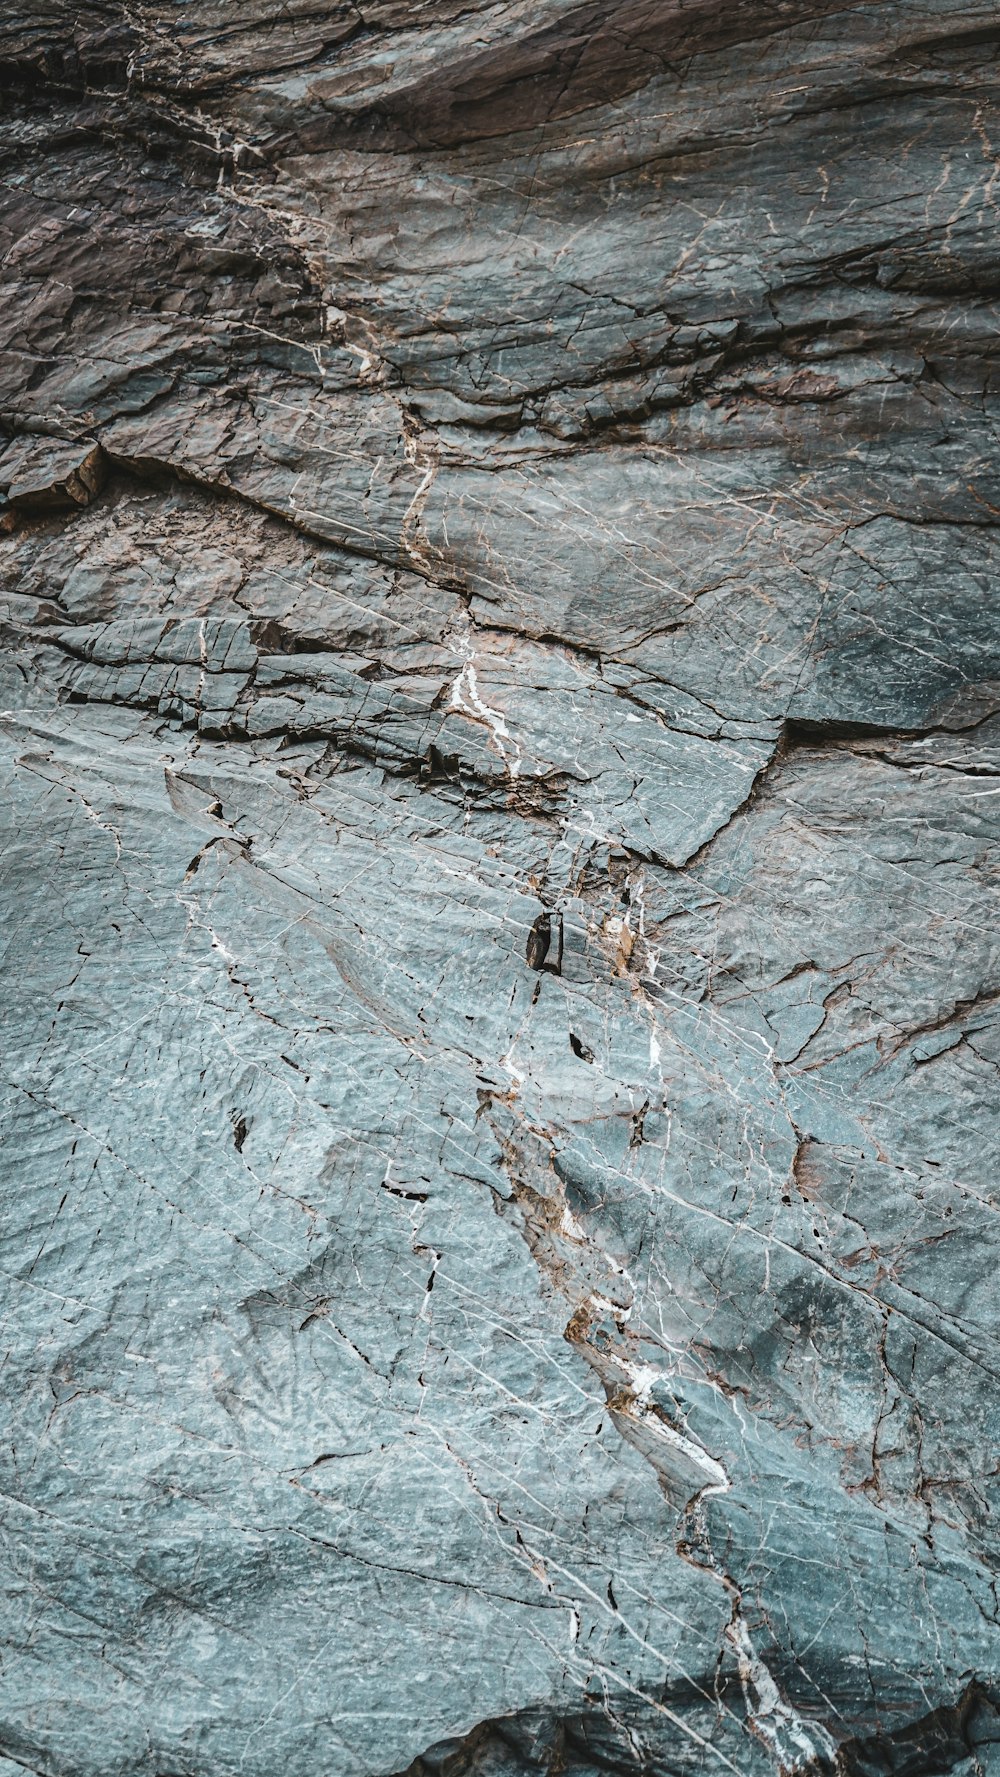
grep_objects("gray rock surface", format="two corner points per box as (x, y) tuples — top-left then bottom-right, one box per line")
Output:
(1, 4), (999, 1773)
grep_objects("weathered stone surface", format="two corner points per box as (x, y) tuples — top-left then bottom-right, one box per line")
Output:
(1, 5), (999, 1775)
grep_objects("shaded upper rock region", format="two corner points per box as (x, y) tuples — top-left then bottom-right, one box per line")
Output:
(1, 5), (999, 1776)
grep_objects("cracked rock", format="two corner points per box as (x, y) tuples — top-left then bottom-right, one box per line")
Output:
(1, 5), (999, 1776)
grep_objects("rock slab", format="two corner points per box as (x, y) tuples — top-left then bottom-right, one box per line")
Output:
(1, 5), (1000, 1775)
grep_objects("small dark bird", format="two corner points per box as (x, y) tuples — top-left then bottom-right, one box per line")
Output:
(526, 911), (551, 971)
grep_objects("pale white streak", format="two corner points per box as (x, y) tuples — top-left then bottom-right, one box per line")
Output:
(450, 658), (522, 778)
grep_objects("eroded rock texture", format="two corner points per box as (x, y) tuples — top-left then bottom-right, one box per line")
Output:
(1, 5), (999, 1775)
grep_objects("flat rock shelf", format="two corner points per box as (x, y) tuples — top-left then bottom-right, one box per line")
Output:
(1, 5), (1000, 1776)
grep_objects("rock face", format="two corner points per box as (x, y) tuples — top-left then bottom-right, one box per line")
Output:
(1, 5), (1000, 1774)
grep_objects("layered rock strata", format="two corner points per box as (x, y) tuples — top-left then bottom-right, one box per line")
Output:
(1, 6), (1000, 1775)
